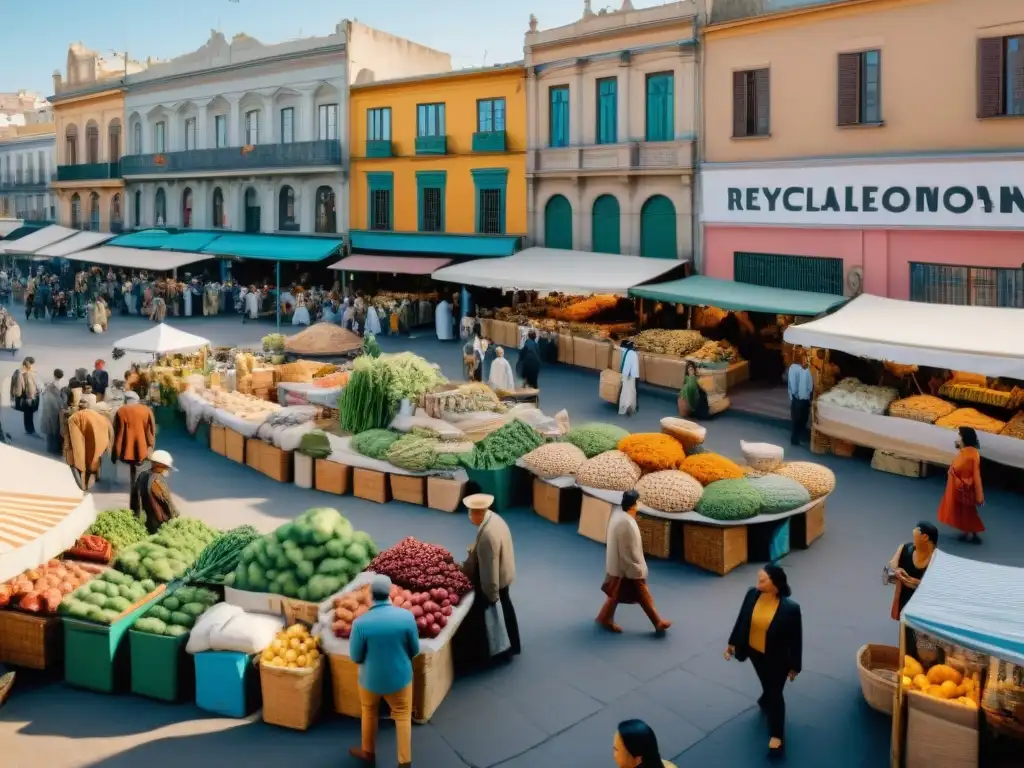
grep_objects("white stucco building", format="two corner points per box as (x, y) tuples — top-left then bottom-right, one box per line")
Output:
(0, 129), (56, 221)
(121, 22), (451, 237)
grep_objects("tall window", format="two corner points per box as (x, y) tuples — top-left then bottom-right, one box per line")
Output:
(182, 188), (193, 228)
(549, 86), (569, 147)
(596, 78), (617, 144)
(278, 185), (297, 231)
(732, 68), (770, 138)
(910, 263), (1024, 308)
(367, 108), (391, 140)
(421, 188), (442, 232)
(70, 193), (81, 228)
(65, 125), (78, 165)
(110, 193), (122, 229)
(86, 123), (99, 164)
(477, 98), (506, 133)
(133, 190), (141, 227)
(215, 115), (228, 148)
(977, 36), (1024, 118)
(318, 104), (338, 140)
(154, 121), (166, 153)
(837, 50), (882, 126)
(154, 188), (166, 225)
(245, 110), (259, 144)
(645, 73), (674, 142)
(133, 122), (142, 154)
(478, 189), (502, 234)
(280, 107), (294, 144)
(212, 187), (224, 228)
(89, 192), (100, 231)
(315, 186), (336, 233)
(108, 122), (121, 162)
(37, 151), (45, 182)
(15, 155), (23, 184)
(416, 103), (445, 137)
(244, 187), (260, 233)
(184, 117), (197, 150)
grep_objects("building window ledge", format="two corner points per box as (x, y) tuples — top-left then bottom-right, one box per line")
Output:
(731, 134), (771, 141)
(838, 121), (885, 129)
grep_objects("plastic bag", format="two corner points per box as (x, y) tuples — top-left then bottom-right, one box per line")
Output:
(207, 610), (285, 655)
(186, 602), (244, 654)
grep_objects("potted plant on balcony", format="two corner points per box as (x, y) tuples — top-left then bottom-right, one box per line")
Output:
(262, 333), (287, 364)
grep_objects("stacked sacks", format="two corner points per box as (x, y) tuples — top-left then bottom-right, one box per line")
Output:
(660, 418), (706, 453)
(740, 441), (784, 472)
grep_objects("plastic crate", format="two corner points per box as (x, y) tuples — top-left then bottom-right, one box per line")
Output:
(63, 597), (159, 693)
(129, 629), (194, 703)
(465, 466), (530, 512)
(194, 651), (261, 718)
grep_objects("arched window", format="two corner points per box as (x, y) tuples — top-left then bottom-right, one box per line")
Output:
(65, 124), (78, 165)
(244, 186), (260, 233)
(315, 186), (336, 233)
(639, 195), (677, 259)
(110, 193), (122, 232)
(86, 122), (100, 164)
(591, 195), (621, 255)
(278, 185), (297, 231)
(89, 192), (100, 231)
(212, 187), (224, 228)
(108, 120), (122, 162)
(543, 195), (572, 250)
(154, 188), (166, 226)
(133, 190), (141, 228)
(70, 193), (81, 228)
(182, 188), (193, 228)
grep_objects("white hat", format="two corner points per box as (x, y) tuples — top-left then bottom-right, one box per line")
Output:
(150, 449), (176, 470)
(463, 493), (493, 511)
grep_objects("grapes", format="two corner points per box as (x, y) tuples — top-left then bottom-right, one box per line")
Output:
(368, 537), (473, 598)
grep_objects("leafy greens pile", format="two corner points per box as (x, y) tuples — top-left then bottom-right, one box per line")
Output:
(86, 508), (148, 553)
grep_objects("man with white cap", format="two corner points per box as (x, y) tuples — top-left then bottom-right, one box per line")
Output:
(130, 449), (179, 534)
(349, 574), (420, 768)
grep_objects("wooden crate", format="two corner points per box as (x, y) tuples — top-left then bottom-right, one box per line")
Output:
(210, 425), (227, 455)
(354, 468), (390, 503)
(390, 474), (426, 505)
(245, 438), (263, 471)
(637, 513), (673, 559)
(683, 523), (748, 575)
(260, 444), (293, 482)
(225, 430), (246, 464)
(871, 450), (928, 478)
(0, 610), (63, 670)
(578, 495), (613, 544)
(315, 460), (351, 495)
(532, 479), (581, 524)
(792, 500), (826, 549)
(427, 476), (465, 513)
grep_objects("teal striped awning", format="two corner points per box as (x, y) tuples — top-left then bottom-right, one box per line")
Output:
(109, 230), (222, 252)
(630, 275), (848, 316)
(199, 233), (344, 262)
(350, 230), (520, 258)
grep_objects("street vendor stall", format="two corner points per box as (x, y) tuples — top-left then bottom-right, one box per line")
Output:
(113, 323), (210, 355)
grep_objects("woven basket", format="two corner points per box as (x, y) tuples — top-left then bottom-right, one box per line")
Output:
(636, 513), (672, 559)
(660, 417), (706, 452)
(683, 523), (747, 576)
(857, 643), (901, 714)
(0, 611), (62, 670)
(260, 659), (324, 731)
(889, 396), (954, 424)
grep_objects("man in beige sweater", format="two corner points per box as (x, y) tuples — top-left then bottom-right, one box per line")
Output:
(597, 489), (671, 635)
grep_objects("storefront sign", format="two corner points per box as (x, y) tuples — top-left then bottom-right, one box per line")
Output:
(701, 160), (1024, 229)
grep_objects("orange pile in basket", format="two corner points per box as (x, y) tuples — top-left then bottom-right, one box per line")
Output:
(616, 433), (685, 474)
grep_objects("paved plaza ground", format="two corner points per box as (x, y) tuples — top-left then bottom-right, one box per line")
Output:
(2, 313), (1023, 768)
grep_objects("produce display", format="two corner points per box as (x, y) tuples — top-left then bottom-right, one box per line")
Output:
(901, 655), (980, 708)
(297, 430), (333, 459)
(66, 534), (114, 564)
(687, 340), (741, 365)
(939, 381), (1024, 411)
(565, 423), (630, 458)
(339, 356), (398, 434)
(229, 508), (377, 602)
(1002, 412), (1024, 440)
(196, 388), (283, 420)
(575, 450), (643, 491)
(0, 560), (105, 613)
(115, 518), (222, 583)
(459, 418), (544, 470)
(85, 507), (149, 553)
(133, 586), (221, 637)
(262, 623), (322, 668)
(774, 462), (836, 500)
(284, 323), (362, 356)
(60, 569), (159, 624)
(616, 433), (685, 474)
(351, 429), (402, 460)
(385, 432), (448, 472)
(521, 443), (587, 479)
(383, 352), (447, 403)
(331, 582), (461, 640)
(635, 470), (704, 513)
(367, 537), (473, 598)
(659, 418), (706, 452)
(746, 474), (811, 515)
(887, 395), (957, 424)
(430, 383), (506, 415)
(934, 407), (1007, 435)
(680, 453), (745, 486)
(184, 525), (262, 584)
(818, 378), (898, 415)
(631, 329), (706, 357)
(549, 294), (619, 322)
(695, 479), (762, 521)
(739, 441), (784, 472)
(313, 371), (350, 388)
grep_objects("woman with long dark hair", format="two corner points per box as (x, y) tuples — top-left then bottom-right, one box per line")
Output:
(937, 426), (985, 543)
(613, 719), (677, 768)
(680, 361), (709, 419)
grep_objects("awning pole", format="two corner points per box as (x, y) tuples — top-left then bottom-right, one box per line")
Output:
(890, 620), (906, 768)
(276, 260), (281, 330)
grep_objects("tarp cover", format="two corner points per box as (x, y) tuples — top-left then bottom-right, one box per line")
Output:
(784, 294), (1024, 379)
(0, 219), (23, 237)
(34, 230), (114, 258)
(431, 247), (683, 295)
(329, 254), (451, 274)
(630, 275), (847, 315)
(200, 233), (343, 262)
(69, 245), (206, 271)
(113, 322), (210, 354)
(0, 224), (77, 254)
(903, 550), (1024, 667)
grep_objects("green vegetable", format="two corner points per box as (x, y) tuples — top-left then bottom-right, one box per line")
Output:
(233, 563), (248, 590)
(97, 609), (122, 624)
(148, 605), (172, 623)
(275, 523), (295, 543)
(169, 611), (195, 628)
(565, 423), (631, 458)
(118, 585), (136, 601)
(345, 542), (368, 563)
(305, 508), (343, 544)
(362, 332), (382, 359)
(180, 602), (207, 618)
(339, 360), (398, 433)
(105, 596), (131, 613)
(695, 479), (762, 521)
(324, 538), (347, 558)
(298, 430), (333, 459)
(140, 579), (157, 593)
(193, 588), (219, 606)
(460, 419), (544, 470)
(302, 544), (326, 561)
(83, 592), (108, 607)
(385, 433), (439, 472)
(162, 596), (181, 612)
(351, 429), (402, 460)
(316, 558), (348, 576)
(135, 617), (167, 635)
(296, 561), (315, 581)
(164, 625), (190, 638)
(86, 507), (149, 553)
(184, 524), (261, 584)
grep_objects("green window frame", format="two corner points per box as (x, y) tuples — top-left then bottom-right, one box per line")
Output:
(471, 168), (508, 235)
(417, 103), (446, 137)
(416, 171), (446, 233)
(645, 72), (674, 142)
(549, 86), (570, 147)
(477, 98), (506, 133)
(367, 108), (391, 140)
(596, 77), (618, 144)
(366, 171), (394, 231)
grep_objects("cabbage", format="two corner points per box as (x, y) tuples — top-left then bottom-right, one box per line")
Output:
(296, 561), (315, 581)
(302, 545), (326, 562)
(306, 508), (343, 544)
(345, 542), (368, 563)
(316, 558), (348, 576)
(233, 563), (248, 589)
(324, 538), (347, 558)
(275, 522), (296, 543)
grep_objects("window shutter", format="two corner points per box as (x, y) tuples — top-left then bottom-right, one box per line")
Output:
(754, 68), (771, 135)
(977, 37), (1004, 118)
(732, 71), (747, 137)
(837, 53), (861, 126)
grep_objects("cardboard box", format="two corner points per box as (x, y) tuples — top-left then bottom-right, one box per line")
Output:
(572, 337), (597, 369)
(871, 450), (927, 478)
(210, 425), (227, 455)
(577, 494), (613, 543)
(225, 430), (246, 464)
(260, 444), (293, 483)
(480, 317), (493, 339)
(315, 460), (351, 495)
(532, 479), (582, 524)
(645, 354), (687, 390)
(599, 369), (622, 404)
(593, 339), (613, 371)
(354, 468), (390, 503)
(557, 333), (574, 364)
(245, 439), (263, 471)
(390, 474), (426, 505)
(427, 476), (466, 513)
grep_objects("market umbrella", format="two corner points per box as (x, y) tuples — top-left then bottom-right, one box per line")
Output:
(112, 323), (211, 355)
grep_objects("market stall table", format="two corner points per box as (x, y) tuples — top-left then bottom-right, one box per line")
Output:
(277, 380), (344, 408)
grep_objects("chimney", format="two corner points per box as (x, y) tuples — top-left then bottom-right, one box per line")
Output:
(52, 71), (63, 93)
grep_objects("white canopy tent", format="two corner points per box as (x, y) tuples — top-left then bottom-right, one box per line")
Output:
(431, 247), (685, 295)
(113, 322), (210, 354)
(784, 294), (1024, 379)
(33, 230), (114, 258)
(0, 219), (23, 237)
(59, 244), (206, 271)
(0, 224), (78, 254)
(0, 444), (97, 582)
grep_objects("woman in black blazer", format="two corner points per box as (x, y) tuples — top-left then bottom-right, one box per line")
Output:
(724, 565), (802, 758)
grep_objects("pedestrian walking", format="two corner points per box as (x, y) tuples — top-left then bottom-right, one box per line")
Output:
(787, 350), (813, 446)
(89, 359), (109, 401)
(937, 426), (985, 543)
(886, 522), (936, 661)
(596, 490), (671, 634)
(613, 719), (678, 768)
(725, 565), (802, 759)
(67, 400), (114, 491)
(10, 356), (41, 437)
(39, 369), (65, 455)
(517, 330), (542, 389)
(113, 391), (156, 488)
(130, 450), (179, 533)
(618, 340), (640, 416)
(348, 574), (419, 768)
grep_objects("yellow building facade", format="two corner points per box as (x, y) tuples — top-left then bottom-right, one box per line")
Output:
(349, 63), (526, 259)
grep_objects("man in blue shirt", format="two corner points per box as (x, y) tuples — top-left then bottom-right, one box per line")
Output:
(787, 352), (814, 446)
(349, 574), (420, 768)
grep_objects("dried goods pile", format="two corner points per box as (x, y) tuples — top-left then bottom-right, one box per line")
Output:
(458, 418), (544, 470)
(331, 582), (462, 640)
(386, 431), (460, 472)
(688, 340), (741, 365)
(818, 378), (899, 414)
(739, 441), (784, 472)
(887, 395), (957, 424)
(1001, 412), (1024, 440)
(617, 433), (685, 474)
(549, 294), (619, 322)
(680, 453), (745, 486)
(695, 479), (762, 521)
(115, 518), (221, 583)
(521, 443), (587, 479)
(746, 474), (811, 515)
(195, 388), (282, 420)
(565, 422), (630, 458)
(60, 570), (159, 624)
(934, 408), (1007, 435)
(85, 508), (149, 553)
(367, 537), (472, 598)
(631, 329), (706, 357)
(0, 560), (105, 613)
(575, 450), (642, 491)
(284, 324), (362, 356)
(636, 470), (704, 513)
(774, 462), (836, 500)
(229, 508), (377, 602)
(432, 383), (506, 414)
(262, 623), (322, 669)
(660, 418), (706, 452)
(133, 586), (221, 637)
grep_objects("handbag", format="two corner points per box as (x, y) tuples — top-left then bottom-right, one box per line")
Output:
(484, 602), (511, 657)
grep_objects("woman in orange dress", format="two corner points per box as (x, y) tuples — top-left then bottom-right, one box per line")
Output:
(937, 426), (985, 544)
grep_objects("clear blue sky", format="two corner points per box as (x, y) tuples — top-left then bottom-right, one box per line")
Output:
(0, 0), (671, 96)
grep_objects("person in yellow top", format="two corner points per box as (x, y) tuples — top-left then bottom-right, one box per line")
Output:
(725, 565), (802, 759)
(613, 719), (677, 768)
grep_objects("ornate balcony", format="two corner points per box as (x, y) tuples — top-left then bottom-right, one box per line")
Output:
(365, 140), (393, 158)
(120, 139), (342, 176)
(414, 136), (447, 156)
(472, 131), (507, 153)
